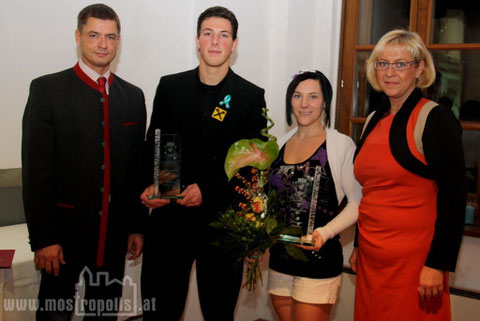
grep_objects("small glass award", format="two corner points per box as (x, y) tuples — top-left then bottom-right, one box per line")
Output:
(152, 130), (183, 199)
(278, 165), (322, 246)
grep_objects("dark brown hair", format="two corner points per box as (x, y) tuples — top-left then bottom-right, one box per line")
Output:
(77, 3), (120, 33)
(286, 71), (333, 127)
(197, 6), (238, 40)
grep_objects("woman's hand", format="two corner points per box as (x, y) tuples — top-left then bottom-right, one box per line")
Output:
(349, 247), (358, 273)
(140, 185), (170, 209)
(418, 266), (444, 301)
(296, 230), (324, 251)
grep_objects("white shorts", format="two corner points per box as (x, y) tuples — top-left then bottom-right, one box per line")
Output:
(267, 269), (341, 304)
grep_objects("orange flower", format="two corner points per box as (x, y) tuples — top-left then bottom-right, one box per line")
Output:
(252, 196), (265, 214)
(245, 213), (256, 221)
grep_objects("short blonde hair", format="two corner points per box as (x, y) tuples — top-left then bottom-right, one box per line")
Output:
(366, 29), (436, 91)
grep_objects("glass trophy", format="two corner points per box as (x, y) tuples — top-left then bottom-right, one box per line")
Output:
(152, 130), (183, 199)
(278, 165), (322, 246)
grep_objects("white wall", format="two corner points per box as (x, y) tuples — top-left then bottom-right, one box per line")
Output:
(0, 0), (342, 169)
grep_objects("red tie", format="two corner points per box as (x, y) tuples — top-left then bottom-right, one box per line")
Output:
(97, 77), (107, 94)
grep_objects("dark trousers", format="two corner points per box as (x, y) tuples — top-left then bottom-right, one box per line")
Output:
(36, 253), (125, 321)
(141, 211), (243, 321)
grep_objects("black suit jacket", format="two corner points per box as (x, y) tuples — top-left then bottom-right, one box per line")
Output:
(143, 68), (267, 223)
(22, 65), (147, 262)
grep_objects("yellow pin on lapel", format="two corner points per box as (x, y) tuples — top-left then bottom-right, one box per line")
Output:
(212, 106), (227, 122)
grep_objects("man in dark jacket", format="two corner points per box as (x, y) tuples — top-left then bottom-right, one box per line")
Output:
(22, 4), (146, 320)
(140, 6), (267, 321)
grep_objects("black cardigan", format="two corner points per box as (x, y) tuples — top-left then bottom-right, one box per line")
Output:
(354, 89), (466, 272)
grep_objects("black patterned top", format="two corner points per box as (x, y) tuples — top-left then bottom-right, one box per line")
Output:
(268, 142), (343, 278)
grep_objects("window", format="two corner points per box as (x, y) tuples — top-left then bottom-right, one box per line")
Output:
(337, 0), (480, 237)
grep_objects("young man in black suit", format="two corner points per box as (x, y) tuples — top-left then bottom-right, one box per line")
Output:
(22, 4), (146, 320)
(140, 6), (267, 321)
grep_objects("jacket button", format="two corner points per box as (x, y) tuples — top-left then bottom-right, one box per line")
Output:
(100, 187), (105, 192)
(101, 164), (106, 170)
(98, 211), (103, 216)
(100, 97), (105, 103)
(101, 121), (106, 126)
(102, 142), (106, 147)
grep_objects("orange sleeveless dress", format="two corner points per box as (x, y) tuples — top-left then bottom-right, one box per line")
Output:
(353, 114), (451, 321)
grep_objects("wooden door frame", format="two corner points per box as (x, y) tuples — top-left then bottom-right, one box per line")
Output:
(335, 0), (480, 237)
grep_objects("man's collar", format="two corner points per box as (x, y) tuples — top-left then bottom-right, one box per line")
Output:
(78, 59), (111, 82)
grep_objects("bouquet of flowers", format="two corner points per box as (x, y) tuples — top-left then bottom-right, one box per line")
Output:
(210, 108), (307, 291)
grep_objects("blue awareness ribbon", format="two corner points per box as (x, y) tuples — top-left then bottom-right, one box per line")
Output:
(219, 94), (231, 109)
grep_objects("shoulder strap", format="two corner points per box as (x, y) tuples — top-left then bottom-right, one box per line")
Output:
(360, 111), (376, 139)
(354, 95), (391, 160)
(389, 94), (436, 180)
(413, 101), (438, 155)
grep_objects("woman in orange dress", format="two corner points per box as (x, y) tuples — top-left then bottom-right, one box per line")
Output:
(350, 29), (466, 321)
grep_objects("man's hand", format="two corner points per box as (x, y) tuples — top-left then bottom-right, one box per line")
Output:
(418, 266), (444, 301)
(127, 234), (144, 260)
(349, 247), (358, 273)
(140, 185), (170, 209)
(34, 244), (65, 276)
(245, 251), (263, 269)
(176, 183), (202, 207)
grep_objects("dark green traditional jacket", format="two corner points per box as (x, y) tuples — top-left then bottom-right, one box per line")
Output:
(22, 64), (147, 266)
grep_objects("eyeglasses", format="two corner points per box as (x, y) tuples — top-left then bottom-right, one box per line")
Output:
(374, 60), (418, 71)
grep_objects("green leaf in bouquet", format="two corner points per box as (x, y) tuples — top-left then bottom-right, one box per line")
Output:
(264, 216), (278, 234)
(266, 189), (277, 204)
(269, 226), (285, 236)
(257, 240), (275, 252)
(279, 226), (303, 236)
(209, 221), (224, 229)
(284, 244), (308, 262)
(224, 139), (279, 181)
